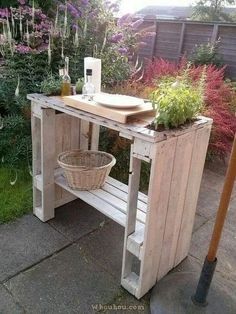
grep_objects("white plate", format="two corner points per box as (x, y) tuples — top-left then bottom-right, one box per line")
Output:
(93, 93), (144, 109)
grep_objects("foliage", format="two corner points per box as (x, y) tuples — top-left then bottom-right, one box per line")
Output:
(40, 74), (62, 95)
(192, 0), (236, 22)
(143, 57), (186, 84)
(0, 0), (145, 169)
(150, 78), (204, 129)
(0, 1), (143, 85)
(99, 127), (150, 191)
(0, 0), (55, 11)
(0, 1), (18, 8)
(190, 40), (223, 67)
(76, 77), (84, 94)
(190, 65), (236, 159)
(0, 115), (31, 168)
(100, 48), (130, 86)
(0, 167), (32, 223)
(143, 58), (236, 159)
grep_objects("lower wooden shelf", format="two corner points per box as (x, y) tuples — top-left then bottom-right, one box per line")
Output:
(34, 169), (147, 259)
(44, 169), (147, 259)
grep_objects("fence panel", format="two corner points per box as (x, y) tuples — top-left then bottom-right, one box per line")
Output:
(138, 19), (236, 79)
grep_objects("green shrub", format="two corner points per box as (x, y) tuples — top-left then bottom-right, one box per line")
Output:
(190, 41), (223, 67)
(0, 115), (31, 169)
(40, 74), (62, 96)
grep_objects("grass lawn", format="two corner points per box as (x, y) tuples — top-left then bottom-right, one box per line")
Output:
(0, 167), (32, 224)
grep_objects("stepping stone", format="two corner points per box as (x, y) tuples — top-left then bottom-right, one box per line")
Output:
(0, 214), (69, 282)
(0, 284), (23, 314)
(49, 199), (108, 241)
(6, 243), (119, 313)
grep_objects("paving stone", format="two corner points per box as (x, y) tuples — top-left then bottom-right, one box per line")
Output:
(151, 256), (236, 314)
(78, 220), (124, 281)
(193, 214), (208, 233)
(49, 199), (108, 241)
(0, 214), (69, 282)
(100, 290), (150, 314)
(201, 168), (236, 198)
(0, 284), (24, 314)
(174, 256), (236, 297)
(6, 243), (119, 314)
(190, 220), (236, 283)
(224, 196), (236, 234)
(205, 159), (228, 176)
(196, 184), (220, 219)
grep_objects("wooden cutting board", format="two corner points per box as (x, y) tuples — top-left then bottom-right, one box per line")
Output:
(63, 95), (154, 123)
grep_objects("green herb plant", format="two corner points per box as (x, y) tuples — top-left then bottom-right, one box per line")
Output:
(150, 70), (205, 129)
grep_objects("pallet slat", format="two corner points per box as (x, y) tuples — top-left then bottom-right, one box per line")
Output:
(107, 177), (148, 204)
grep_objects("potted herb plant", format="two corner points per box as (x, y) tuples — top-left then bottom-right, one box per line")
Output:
(150, 73), (205, 130)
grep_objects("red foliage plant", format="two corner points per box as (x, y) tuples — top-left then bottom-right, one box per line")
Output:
(143, 58), (236, 159)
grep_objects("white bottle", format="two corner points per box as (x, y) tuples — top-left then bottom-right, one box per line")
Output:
(82, 69), (95, 96)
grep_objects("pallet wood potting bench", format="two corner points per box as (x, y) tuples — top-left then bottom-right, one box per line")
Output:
(28, 93), (212, 299)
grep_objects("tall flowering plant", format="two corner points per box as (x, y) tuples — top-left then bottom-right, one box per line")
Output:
(0, 0), (147, 85)
(0, 0), (147, 169)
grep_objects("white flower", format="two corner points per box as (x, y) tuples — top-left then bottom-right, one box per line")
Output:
(15, 76), (20, 97)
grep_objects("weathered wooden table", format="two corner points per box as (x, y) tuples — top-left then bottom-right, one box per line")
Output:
(28, 93), (212, 299)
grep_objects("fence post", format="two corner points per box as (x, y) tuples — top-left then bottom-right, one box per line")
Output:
(151, 20), (158, 59)
(211, 24), (219, 43)
(178, 22), (186, 59)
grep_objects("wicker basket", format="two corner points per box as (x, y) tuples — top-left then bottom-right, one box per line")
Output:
(57, 150), (116, 190)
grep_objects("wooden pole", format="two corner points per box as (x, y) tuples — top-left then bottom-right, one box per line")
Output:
(207, 135), (236, 262)
(192, 134), (236, 306)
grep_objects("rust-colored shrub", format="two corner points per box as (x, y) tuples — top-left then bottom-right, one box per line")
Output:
(142, 58), (236, 159)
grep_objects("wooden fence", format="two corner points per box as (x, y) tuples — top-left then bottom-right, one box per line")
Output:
(138, 19), (236, 79)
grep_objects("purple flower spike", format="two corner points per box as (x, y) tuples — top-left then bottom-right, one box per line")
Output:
(118, 47), (128, 55)
(67, 3), (81, 18)
(0, 8), (9, 18)
(72, 24), (79, 31)
(110, 32), (123, 43)
(16, 44), (32, 54)
(81, 0), (89, 5)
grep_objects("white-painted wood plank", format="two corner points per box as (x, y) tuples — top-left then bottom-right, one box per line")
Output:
(102, 183), (147, 213)
(55, 194), (77, 208)
(70, 116), (80, 149)
(107, 177), (148, 204)
(91, 123), (100, 150)
(28, 94), (213, 144)
(31, 101), (43, 118)
(157, 131), (196, 280)
(127, 227), (145, 258)
(136, 137), (178, 299)
(121, 272), (139, 297)
(122, 146), (142, 279)
(80, 120), (90, 150)
(31, 113), (41, 177)
(55, 174), (144, 230)
(174, 125), (211, 266)
(40, 108), (56, 221)
(91, 189), (146, 224)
